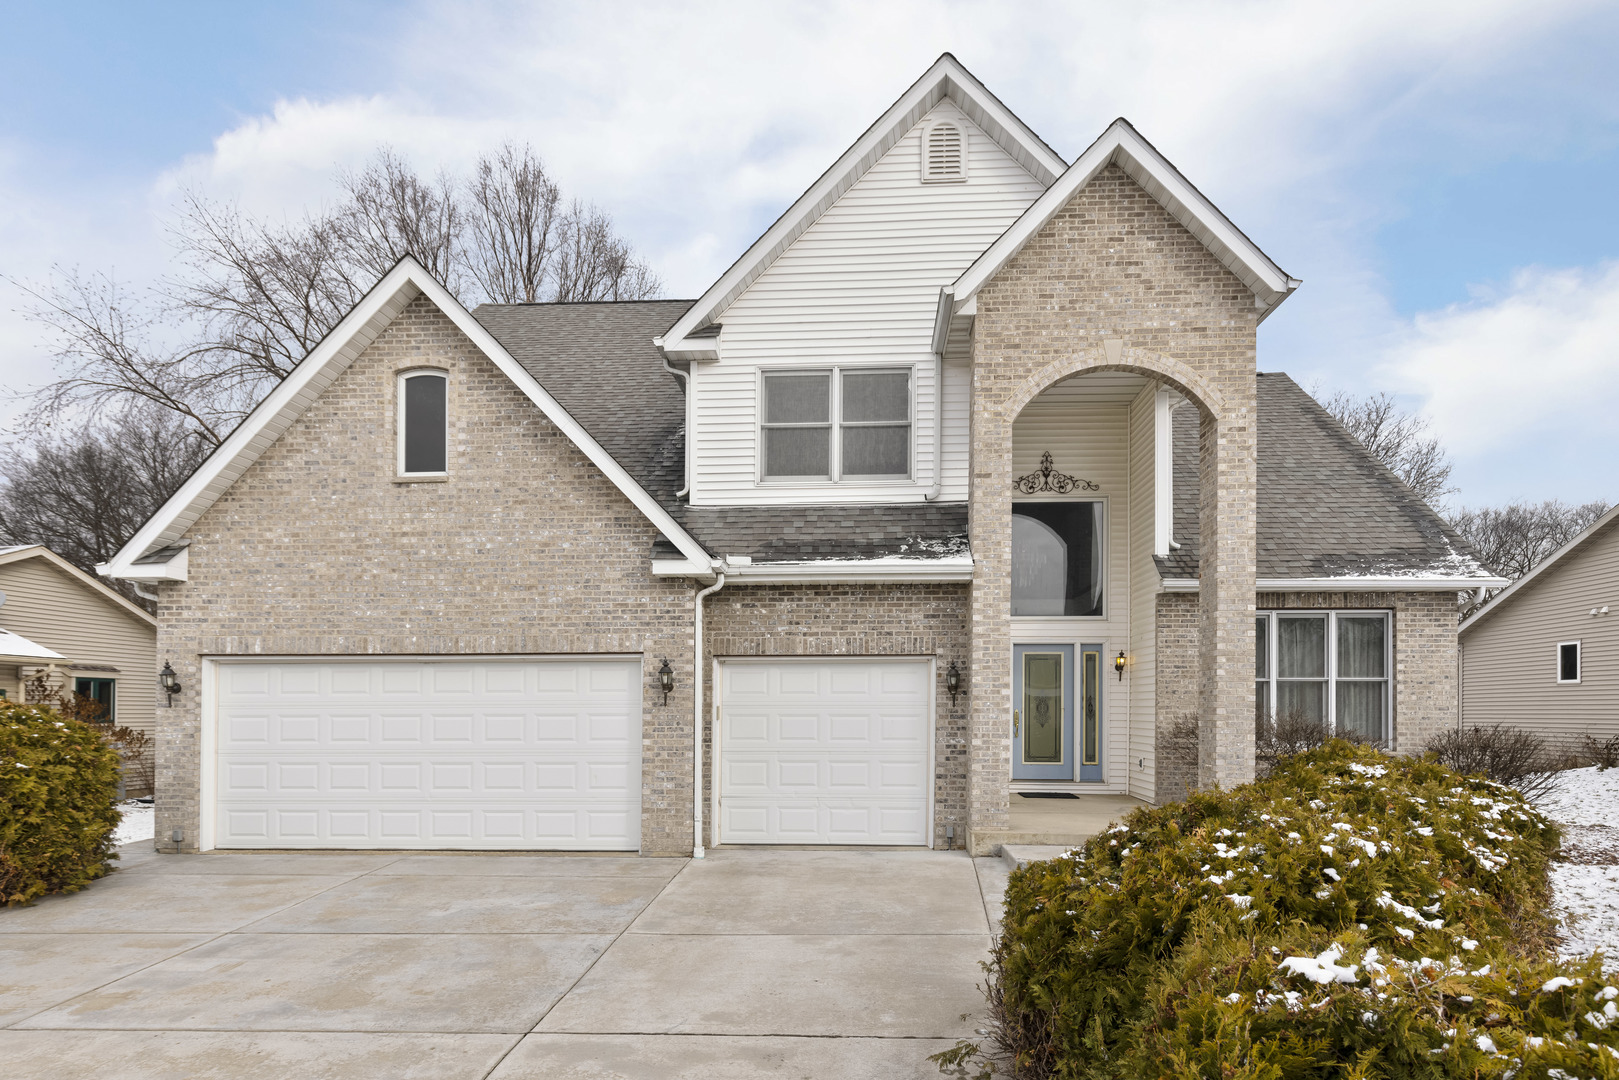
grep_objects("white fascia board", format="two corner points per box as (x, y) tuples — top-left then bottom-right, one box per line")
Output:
(652, 557), (720, 580)
(1460, 504), (1619, 635)
(948, 119), (1301, 323)
(1164, 575), (1509, 594)
(660, 53), (1066, 356)
(694, 556), (975, 585)
(98, 546), (188, 585)
(102, 256), (713, 579)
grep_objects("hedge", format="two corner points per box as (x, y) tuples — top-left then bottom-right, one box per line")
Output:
(0, 699), (123, 904)
(943, 740), (1618, 1079)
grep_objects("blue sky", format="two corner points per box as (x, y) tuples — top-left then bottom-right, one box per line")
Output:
(3, 1), (1617, 510)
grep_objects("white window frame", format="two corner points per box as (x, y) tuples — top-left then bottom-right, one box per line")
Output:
(1255, 610), (1392, 742)
(1009, 495), (1109, 621)
(1557, 640), (1582, 684)
(397, 368), (449, 478)
(757, 366), (915, 485)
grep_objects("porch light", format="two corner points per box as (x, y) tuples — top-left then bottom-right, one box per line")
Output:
(658, 659), (675, 706)
(159, 661), (182, 704)
(945, 661), (963, 705)
(1115, 651), (1127, 681)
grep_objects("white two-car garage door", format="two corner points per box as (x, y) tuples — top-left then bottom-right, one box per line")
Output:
(717, 659), (932, 846)
(212, 659), (641, 851)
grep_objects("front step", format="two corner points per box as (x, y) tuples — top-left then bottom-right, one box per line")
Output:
(999, 844), (1078, 870)
(969, 827), (1096, 857)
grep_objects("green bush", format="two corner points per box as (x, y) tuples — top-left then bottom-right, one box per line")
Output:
(943, 741), (1618, 1079)
(0, 699), (124, 904)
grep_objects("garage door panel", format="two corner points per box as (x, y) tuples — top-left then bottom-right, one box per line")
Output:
(718, 661), (930, 846)
(215, 660), (642, 851)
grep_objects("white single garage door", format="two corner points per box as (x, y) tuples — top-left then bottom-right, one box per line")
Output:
(717, 659), (931, 846)
(212, 659), (641, 851)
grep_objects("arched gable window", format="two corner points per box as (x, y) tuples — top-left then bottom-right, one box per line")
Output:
(398, 370), (448, 475)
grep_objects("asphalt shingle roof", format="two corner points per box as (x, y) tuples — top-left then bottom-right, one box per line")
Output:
(1156, 373), (1492, 581)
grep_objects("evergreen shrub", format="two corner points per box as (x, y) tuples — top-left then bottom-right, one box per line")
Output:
(941, 741), (1617, 1079)
(0, 699), (123, 904)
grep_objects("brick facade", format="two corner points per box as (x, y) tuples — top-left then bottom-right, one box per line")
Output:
(148, 295), (699, 854)
(703, 583), (972, 849)
(969, 164), (1260, 843)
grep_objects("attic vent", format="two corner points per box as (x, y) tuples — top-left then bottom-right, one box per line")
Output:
(922, 122), (966, 183)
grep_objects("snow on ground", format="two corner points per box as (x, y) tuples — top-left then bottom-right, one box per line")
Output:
(1536, 766), (1619, 971)
(114, 800), (154, 847)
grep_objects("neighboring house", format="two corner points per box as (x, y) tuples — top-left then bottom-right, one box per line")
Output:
(1459, 503), (1619, 749)
(100, 55), (1501, 858)
(0, 545), (159, 733)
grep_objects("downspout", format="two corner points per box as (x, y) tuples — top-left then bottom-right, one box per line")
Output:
(132, 583), (160, 602)
(924, 352), (944, 501)
(662, 356), (691, 499)
(692, 572), (726, 858)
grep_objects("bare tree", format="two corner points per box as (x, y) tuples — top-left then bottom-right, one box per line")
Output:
(1319, 389), (1454, 505)
(465, 143), (562, 304)
(0, 405), (212, 603)
(337, 147), (464, 290)
(552, 199), (662, 302)
(1448, 498), (1610, 580)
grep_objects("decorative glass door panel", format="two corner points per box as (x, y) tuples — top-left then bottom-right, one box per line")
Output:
(1079, 647), (1102, 782)
(1012, 645), (1074, 780)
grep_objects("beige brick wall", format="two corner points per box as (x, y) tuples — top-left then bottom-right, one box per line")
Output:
(703, 583), (972, 850)
(969, 163), (1260, 835)
(1153, 591), (1201, 803)
(1154, 589), (1462, 796)
(148, 295), (699, 854)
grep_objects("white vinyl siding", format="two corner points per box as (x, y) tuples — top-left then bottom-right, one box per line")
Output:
(690, 101), (1046, 505)
(1126, 382), (1159, 800)
(211, 659), (642, 851)
(716, 659), (932, 845)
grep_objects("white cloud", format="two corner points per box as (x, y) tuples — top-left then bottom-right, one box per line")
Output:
(1384, 262), (1619, 460)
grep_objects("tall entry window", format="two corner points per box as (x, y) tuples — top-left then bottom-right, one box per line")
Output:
(398, 370), (448, 475)
(1255, 611), (1390, 742)
(1011, 502), (1104, 616)
(760, 368), (911, 481)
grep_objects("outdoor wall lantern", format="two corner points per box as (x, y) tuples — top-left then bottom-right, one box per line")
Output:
(658, 659), (675, 706)
(159, 661), (182, 705)
(1115, 651), (1127, 681)
(945, 661), (963, 705)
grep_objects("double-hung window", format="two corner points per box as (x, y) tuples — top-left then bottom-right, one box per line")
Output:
(1255, 611), (1390, 742)
(398, 370), (448, 476)
(760, 368), (911, 481)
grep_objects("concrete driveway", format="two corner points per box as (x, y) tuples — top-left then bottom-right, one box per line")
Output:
(0, 843), (1010, 1079)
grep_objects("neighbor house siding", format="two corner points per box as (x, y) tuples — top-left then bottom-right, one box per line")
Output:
(146, 294), (698, 854)
(691, 100), (1047, 506)
(0, 557), (157, 734)
(1461, 518), (1619, 748)
(703, 583), (971, 850)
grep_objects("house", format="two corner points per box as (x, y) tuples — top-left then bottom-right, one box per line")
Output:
(0, 544), (159, 733)
(100, 55), (1502, 857)
(1459, 503), (1619, 750)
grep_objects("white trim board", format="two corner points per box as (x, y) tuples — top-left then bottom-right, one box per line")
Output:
(943, 118), (1302, 334)
(98, 256), (715, 582)
(1163, 576), (1508, 593)
(656, 53), (1065, 361)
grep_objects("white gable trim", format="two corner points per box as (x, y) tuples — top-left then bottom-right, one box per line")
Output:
(0, 545), (158, 626)
(1459, 503), (1619, 635)
(943, 119), (1301, 330)
(655, 53), (1066, 360)
(99, 257), (713, 582)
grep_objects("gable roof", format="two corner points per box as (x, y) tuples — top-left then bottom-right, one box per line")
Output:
(98, 257), (714, 582)
(944, 118), (1301, 325)
(0, 545), (157, 626)
(1459, 503), (1619, 635)
(1157, 374), (1504, 587)
(656, 53), (1066, 359)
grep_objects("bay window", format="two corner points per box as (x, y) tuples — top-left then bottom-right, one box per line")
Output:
(761, 368), (911, 481)
(1254, 610), (1389, 742)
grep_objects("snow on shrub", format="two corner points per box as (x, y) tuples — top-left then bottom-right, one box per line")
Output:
(940, 741), (1618, 1079)
(0, 699), (123, 904)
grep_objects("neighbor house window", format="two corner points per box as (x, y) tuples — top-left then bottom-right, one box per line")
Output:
(398, 370), (448, 475)
(75, 677), (115, 724)
(1558, 641), (1581, 684)
(1011, 501), (1104, 617)
(760, 368), (911, 481)
(1255, 611), (1389, 742)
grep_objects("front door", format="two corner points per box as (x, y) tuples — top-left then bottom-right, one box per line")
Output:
(1012, 644), (1104, 782)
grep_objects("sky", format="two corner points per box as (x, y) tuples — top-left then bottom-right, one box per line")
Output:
(2, 0), (1617, 509)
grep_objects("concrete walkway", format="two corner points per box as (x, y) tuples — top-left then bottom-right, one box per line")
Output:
(0, 843), (1011, 1079)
